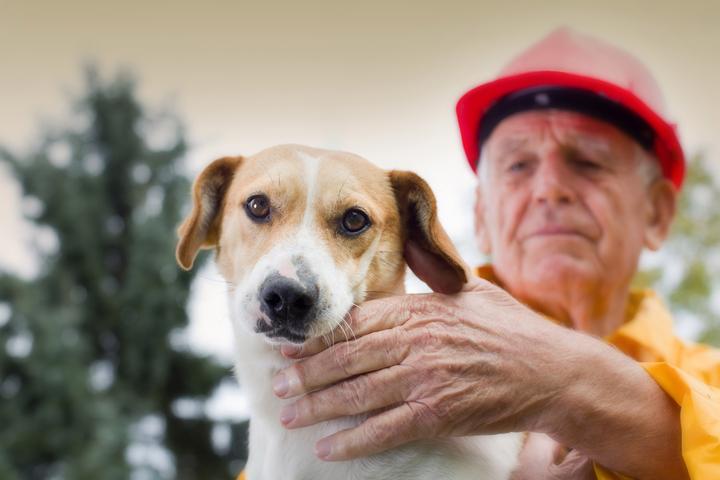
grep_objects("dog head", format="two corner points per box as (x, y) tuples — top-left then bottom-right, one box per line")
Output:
(176, 145), (467, 345)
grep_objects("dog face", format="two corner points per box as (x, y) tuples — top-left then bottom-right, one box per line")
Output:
(176, 145), (467, 344)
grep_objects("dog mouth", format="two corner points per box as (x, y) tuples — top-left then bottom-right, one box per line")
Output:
(254, 319), (307, 344)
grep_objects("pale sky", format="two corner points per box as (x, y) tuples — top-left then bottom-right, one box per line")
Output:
(1, 0), (718, 376)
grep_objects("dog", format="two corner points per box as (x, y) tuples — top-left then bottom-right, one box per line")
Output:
(175, 145), (523, 479)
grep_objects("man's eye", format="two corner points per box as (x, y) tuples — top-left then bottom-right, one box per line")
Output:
(574, 158), (601, 170)
(245, 194), (271, 222)
(509, 160), (528, 172)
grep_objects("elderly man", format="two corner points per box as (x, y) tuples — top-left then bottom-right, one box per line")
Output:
(269, 29), (720, 479)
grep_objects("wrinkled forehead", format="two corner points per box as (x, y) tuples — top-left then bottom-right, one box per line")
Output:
(484, 110), (635, 160)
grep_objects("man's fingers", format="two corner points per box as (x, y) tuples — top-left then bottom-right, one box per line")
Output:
(273, 329), (408, 398)
(283, 296), (417, 358)
(280, 280), (496, 359)
(314, 403), (423, 461)
(280, 366), (409, 428)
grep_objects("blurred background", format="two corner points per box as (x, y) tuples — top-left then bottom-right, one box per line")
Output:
(1, 1), (719, 478)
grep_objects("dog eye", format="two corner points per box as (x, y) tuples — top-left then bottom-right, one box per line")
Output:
(341, 208), (370, 235)
(245, 194), (271, 221)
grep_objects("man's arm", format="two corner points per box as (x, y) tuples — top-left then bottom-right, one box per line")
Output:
(273, 281), (688, 479)
(532, 333), (687, 479)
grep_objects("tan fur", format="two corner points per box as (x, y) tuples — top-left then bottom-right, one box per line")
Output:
(174, 145), (522, 480)
(176, 156), (242, 270)
(176, 145), (467, 298)
(176, 144), (466, 298)
(310, 151), (407, 300)
(388, 170), (468, 293)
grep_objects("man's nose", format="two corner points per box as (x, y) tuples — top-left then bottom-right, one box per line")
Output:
(531, 156), (576, 205)
(259, 275), (318, 329)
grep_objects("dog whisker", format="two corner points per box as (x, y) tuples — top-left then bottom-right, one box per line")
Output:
(322, 331), (334, 350)
(338, 320), (350, 345)
(342, 309), (359, 344)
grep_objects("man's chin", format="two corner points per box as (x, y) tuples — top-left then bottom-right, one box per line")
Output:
(523, 253), (600, 287)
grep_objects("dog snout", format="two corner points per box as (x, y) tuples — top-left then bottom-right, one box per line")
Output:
(259, 275), (318, 329)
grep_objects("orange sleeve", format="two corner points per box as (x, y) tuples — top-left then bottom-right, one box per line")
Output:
(593, 465), (633, 480)
(592, 356), (720, 479)
(641, 362), (720, 479)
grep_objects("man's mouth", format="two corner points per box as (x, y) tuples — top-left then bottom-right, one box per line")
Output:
(524, 225), (589, 240)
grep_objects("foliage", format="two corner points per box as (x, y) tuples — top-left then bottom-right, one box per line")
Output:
(0, 68), (246, 479)
(634, 153), (720, 346)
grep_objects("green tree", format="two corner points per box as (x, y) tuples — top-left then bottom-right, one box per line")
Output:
(635, 153), (720, 346)
(0, 68), (245, 479)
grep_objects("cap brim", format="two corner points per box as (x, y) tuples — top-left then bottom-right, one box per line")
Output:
(456, 70), (685, 188)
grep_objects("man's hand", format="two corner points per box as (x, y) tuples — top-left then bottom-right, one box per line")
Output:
(271, 276), (688, 479)
(271, 278), (573, 461)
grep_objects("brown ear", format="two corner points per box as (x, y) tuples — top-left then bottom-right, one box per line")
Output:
(176, 156), (242, 270)
(389, 170), (469, 294)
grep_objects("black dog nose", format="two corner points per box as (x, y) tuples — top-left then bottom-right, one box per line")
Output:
(259, 276), (318, 328)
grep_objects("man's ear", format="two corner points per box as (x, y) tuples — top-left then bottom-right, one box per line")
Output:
(176, 156), (242, 270)
(474, 183), (492, 255)
(389, 170), (469, 294)
(644, 178), (677, 251)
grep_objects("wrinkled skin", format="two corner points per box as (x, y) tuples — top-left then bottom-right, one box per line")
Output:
(275, 276), (567, 445)
(273, 111), (687, 480)
(474, 110), (675, 336)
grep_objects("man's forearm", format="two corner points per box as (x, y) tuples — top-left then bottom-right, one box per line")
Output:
(538, 333), (688, 480)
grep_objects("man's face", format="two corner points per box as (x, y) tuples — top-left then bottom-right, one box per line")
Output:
(475, 110), (676, 304)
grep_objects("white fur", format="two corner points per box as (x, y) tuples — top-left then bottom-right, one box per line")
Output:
(231, 228), (355, 341)
(230, 151), (354, 341)
(232, 324), (522, 480)
(223, 150), (523, 479)
(299, 151), (321, 228)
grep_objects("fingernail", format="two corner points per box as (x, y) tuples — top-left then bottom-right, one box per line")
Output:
(280, 404), (296, 425)
(281, 344), (302, 357)
(272, 372), (289, 397)
(315, 438), (332, 459)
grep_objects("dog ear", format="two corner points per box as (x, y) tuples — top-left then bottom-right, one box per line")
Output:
(389, 170), (468, 294)
(176, 156), (242, 270)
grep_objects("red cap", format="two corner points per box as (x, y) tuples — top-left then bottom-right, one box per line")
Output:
(456, 28), (685, 188)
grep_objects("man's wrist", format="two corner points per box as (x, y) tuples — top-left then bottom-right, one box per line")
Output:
(533, 333), (687, 479)
(527, 327), (601, 437)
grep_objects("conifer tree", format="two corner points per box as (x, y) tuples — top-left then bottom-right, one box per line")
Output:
(0, 68), (245, 480)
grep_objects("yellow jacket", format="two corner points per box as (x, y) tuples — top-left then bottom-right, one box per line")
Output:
(476, 265), (720, 479)
(237, 267), (720, 480)
(594, 290), (720, 478)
